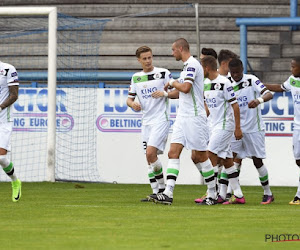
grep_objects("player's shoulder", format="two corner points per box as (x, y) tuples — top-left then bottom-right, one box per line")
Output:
(0, 61), (16, 71)
(184, 57), (201, 72)
(187, 56), (200, 66)
(217, 74), (231, 83)
(287, 75), (298, 81)
(132, 70), (145, 77)
(244, 73), (260, 82)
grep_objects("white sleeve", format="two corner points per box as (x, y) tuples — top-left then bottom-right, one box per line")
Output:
(183, 62), (197, 85)
(7, 65), (19, 86)
(224, 81), (237, 104)
(252, 75), (269, 96)
(281, 78), (291, 92)
(128, 76), (137, 99)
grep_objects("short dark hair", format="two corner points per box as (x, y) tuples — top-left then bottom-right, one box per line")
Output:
(136, 46), (152, 58)
(218, 49), (238, 64)
(201, 55), (217, 71)
(228, 58), (243, 69)
(174, 38), (190, 51)
(201, 48), (217, 59)
(292, 57), (300, 65)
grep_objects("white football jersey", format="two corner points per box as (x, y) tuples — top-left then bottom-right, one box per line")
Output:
(281, 75), (300, 129)
(229, 74), (270, 132)
(0, 61), (19, 123)
(177, 56), (206, 117)
(128, 67), (172, 125)
(204, 74), (237, 131)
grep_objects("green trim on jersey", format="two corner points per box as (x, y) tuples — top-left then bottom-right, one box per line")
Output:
(164, 98), (169, 121)
(7, 106), (11, 121)
(290, 77), (300, 88)
(204, 83), (225, 91)
(133, 72), (166, 84)
(222, 101), (227, 130)
(204, 83), (212, 91)
(233, 79), (252, 92)
(190, 86), (198, 116)
(254, 92), (261, 131)
(133, 75), (148, 83)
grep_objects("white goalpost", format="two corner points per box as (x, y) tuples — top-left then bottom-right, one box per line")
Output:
(0, 7), (57, 182)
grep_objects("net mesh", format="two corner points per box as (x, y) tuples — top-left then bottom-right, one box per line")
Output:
(0, 13), (109, 181)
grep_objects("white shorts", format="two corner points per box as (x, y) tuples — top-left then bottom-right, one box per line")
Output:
(208, 129), (233, 159)
(0, 122), (13, 152)
(141, 121), (169, 155)
(293, 129), (300, 160)
(171, 115), (208, 151)
(231, 130), (266, 159)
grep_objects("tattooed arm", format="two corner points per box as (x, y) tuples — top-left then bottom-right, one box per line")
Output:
(0, 85), (19, 110)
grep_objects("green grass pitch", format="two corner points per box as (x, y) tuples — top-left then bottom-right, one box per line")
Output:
(0, 182), (299, 249)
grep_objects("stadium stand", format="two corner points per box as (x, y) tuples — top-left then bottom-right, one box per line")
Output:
(0, 0), (299, 84)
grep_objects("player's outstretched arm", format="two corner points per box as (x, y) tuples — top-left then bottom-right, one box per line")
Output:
(151, 89), (179, 99)
(166, 79), (192, 94)
(264, 83), (284, 92)
(232, 102), (243, 140)
(248, 92), (273, 109)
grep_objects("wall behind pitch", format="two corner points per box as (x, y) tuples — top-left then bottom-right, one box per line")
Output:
(97, 89), (298, 187)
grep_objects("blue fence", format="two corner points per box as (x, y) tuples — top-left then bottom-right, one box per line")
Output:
(236, 0), (299, 73)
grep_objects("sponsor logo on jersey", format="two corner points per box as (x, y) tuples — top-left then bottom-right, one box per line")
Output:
(137, 77), (142, 82)
(0, 69), (9, 76)
(187, 67), (195, 72)
(153, 73), (162, 79)
(169, 73), (172, 79)
(187, 73), (193, 77)
(255, 80), (261, 85)
(292, 81), (296, 85)
(227, 86), (233, 92)
(11, 72), (18, 77)
(242, 81), (249, 88)
(214, 83), (221, 90)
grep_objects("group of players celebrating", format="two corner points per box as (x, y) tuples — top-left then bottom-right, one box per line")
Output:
(127, 38), (300, 206)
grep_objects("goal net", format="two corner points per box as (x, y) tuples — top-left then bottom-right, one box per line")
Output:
(0, 8), (108, 182)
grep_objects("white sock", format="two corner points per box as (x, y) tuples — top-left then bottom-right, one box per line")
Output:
(151, 158), (165, 191)
(225, 165), (243, 198)
(164, 159), (180, 198)
(148, 165), (158, 194)
(228, 162), (241, 194)
(219, 167), (228, 200)
(0, 156), (17, 181)
(256, 165), (272, 196)
(199, 159), (216, 199)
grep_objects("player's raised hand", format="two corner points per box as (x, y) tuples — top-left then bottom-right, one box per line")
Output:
(131, 102), (141, 111)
